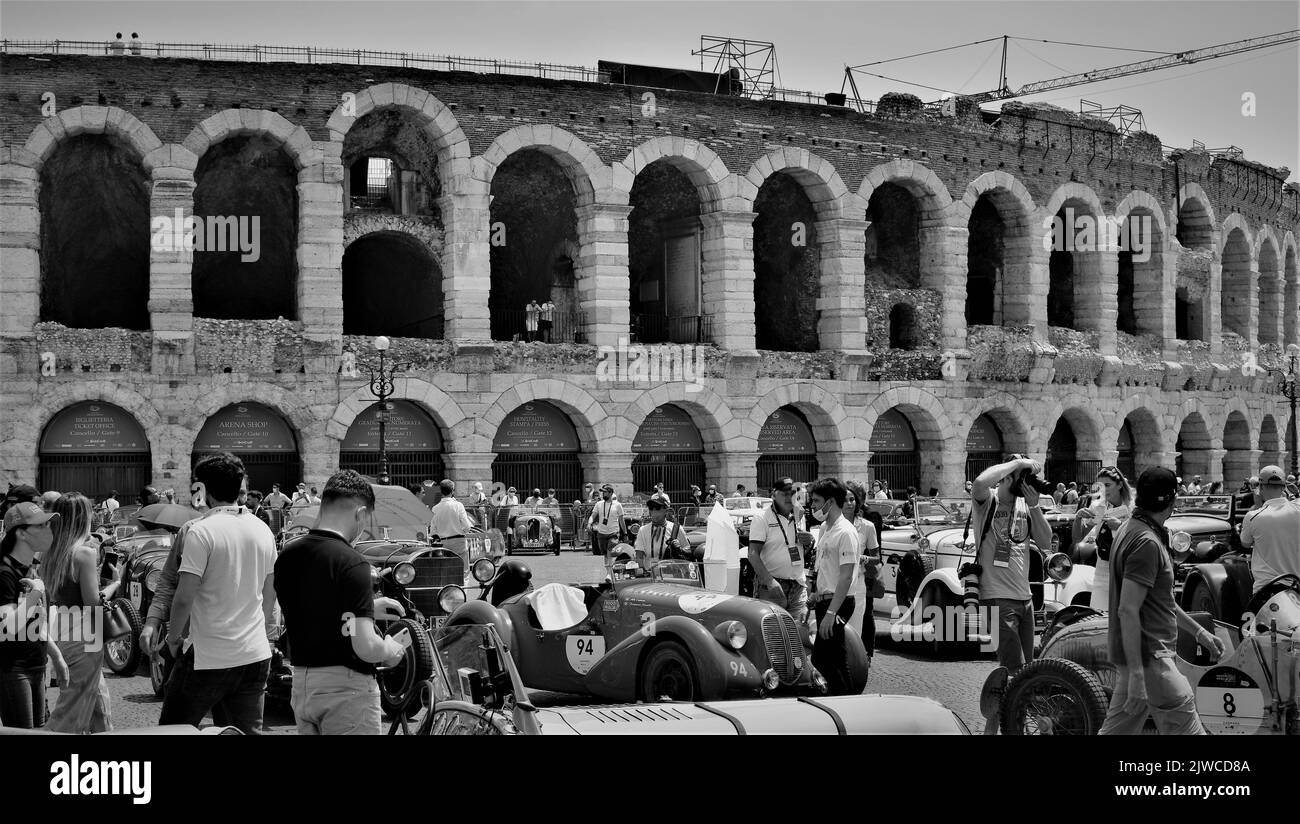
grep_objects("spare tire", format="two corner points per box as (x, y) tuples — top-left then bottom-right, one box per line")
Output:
(379, 619), (436, 719)
(896, 552), (935, 608)
(104, 597), (143, 675)
(1000, 657), (1109, 735)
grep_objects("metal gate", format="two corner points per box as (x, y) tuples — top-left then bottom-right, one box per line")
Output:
(965, 452), (1002, 482)
(491, 452), (582, 503)
(1045, 458), (1102, 491)
(38, 452), (151, 502)
(193, 451), (300, 498)
(632, 452), (705, 501)
(339, 450), (446, 490)
(868, 452), (920, 494)
(756, 456), (820, 491)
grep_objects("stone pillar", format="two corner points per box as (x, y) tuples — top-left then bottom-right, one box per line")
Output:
(573, 203), (632, 349)
(297, 142), (345, 343)
(1259, 274), (1286, 345)
(939, 439), (968, 498)
(1010, 218), (1050, 336)
(444, 451), (496, 495)
(438, 190), (492, 341)
(146, 149), (199, 373)
(814, 217), (868, 351)
(714, 450), (760, 496)
(1207, 260), (1224, 355)
(699, 210), (757, 351)
(920, 223), (969, 352)
(826, 450), (873, 484)
(1074, 248), (1119, 355)
(0, 155), (40, 340)
(580, 450), (635, 499)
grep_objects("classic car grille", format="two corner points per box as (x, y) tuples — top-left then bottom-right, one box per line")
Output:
(761, 612), (805, 685)
(407, 554), (464, 616)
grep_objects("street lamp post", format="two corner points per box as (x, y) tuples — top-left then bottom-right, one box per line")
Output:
(1271, 343), (1300, 478)
(368, 335), (410, 486)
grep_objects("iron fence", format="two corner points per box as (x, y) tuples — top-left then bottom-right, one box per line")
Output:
(491, 309), (585, 343)
(630, 313), (714, 345)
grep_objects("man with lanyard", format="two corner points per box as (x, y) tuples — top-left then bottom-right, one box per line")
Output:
(634, 494), (686, 564)
(1100, 467), (1225, 734)
(1239, 465), (1300, 594)
(748, 477), (808, 627)
(588, 484), (627, 556)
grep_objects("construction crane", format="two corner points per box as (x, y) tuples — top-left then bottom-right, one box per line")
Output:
(843, 30), (1299, 108)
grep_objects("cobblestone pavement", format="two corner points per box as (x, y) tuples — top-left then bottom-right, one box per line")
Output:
(93, 550), (995, 732)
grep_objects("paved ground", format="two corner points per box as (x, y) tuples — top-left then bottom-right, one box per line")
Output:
(82, 550), (996, 733)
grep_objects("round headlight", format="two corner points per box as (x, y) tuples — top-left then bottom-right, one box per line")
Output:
(762, 668), (780, 690)
(916, 537), (931, 551)
(1170, 530), (1191, 553)
(438, 585), (467, 612)
(716, 620), (747, 650)
(1046, 552), (1073, 582)
(144, 569), (162, 592)
(472, 557), (496, 583)
(393, 562), (416, 586)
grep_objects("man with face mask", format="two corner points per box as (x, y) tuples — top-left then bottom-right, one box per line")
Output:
(273, 469), (410, 734)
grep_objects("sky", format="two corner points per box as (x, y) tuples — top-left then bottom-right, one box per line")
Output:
(2, 0), (1297, 181)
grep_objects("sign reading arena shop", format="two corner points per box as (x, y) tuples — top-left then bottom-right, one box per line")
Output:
(195, 403), (296, 452)
(493, 402), (579, 452)
(343, 401), (443, 451)
(633, 405), (703, 452)
(758, 407), (816, 455)
(40, 402), (148, 452)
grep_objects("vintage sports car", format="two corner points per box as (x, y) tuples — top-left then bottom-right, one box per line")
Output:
(505, 504), (563, 555)
(99, 530), (172, 681)
(391, 622), (969, 735)
(985, 573), (1300, 735)
(1166, 501), (1248, 623)
(443, 555), (870, 702)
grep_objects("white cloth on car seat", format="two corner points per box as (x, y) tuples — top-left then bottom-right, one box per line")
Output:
(525, 582), (589, 630)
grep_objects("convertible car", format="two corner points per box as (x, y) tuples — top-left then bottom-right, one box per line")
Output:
(395, 622), (969, 735)
(443, 556), (870, 702)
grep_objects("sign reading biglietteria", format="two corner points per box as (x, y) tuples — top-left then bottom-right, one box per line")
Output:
(633, 404), (703, 452)
(194, 403), (296, 452)
(343, 400), (443, 451)
(40, 402), (148, 453)
(493, 402), (579, 452)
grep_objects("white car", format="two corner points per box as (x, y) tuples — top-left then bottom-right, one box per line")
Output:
(722, 496), (774, 529)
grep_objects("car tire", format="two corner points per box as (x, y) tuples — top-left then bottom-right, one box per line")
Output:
(149, 620), (171, 697)
(639, 640), (701, 702)
(896, 552), (935, 609)
(379, 619), (436, 720)
(1000, 657), (1109, 735)
(104, 597), (143, 675)
(1185, 581), (1216, 617)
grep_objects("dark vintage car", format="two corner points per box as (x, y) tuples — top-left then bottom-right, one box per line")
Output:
(1168, 499), (1251, 626)
(505, 504), (562, 555)
(101, 530), (173, 683)
(390, 622), (970, 736)
(444, 556), (869, 702)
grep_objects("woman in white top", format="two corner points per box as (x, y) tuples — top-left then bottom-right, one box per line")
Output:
(1073, 466), (1132, 610)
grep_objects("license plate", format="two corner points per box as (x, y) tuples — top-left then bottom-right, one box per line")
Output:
(433, 616), (448, 630)
(130, 582), (142, 610)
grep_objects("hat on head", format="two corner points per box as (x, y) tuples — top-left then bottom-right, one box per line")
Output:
(3, 501), (56, 532)
(41, 490), (61, 506)
(771, 477), (796, 494)
(601, 483), (615, 493)
(647, 494), (669, 509)
(1258, 465), (1286, 487)
(1135, 467), (1179, 510)
(5, 484), (40, 504)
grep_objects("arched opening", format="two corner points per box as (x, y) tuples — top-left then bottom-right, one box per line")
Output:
(866, 182), (932, 350)
(1258, 238), (1282, 346)
(1259, 415), (1281, 471)
(1222, 412), (1252, 488)
(868, 408), (920, 493)
(966, 189), (1031, 327)
(491, 402), (582, 501)
(342, 233), (443, 339)
(628, 160), (705, 344)
(1220, 228), (1252, 341)
(489, 150), (579, 343)
(39, 134), (150, 329)
(1175, 413), (1212, 481)
(888, 303), (922, 350)
(754, 172), (819, 352)
(192, 134), (298, 320)
(1117, 209), (1165, 338)
(1045, 417), (1099, 488)
(340, 401), (445, 489)
(342, 107), (442, 218)
(1116, 418), (1136, 481)
(631, 404), (705, 500)
(965, 414), (1005, 481)
(1285, 244), (1298, 346)
(38, 402), (152, 503)
(193, 403), (300, 497)
(1175, 285), (1206, 342)
(756, 406), (819, 490)
(1176, 197), (1213, 250)
(1047, 203), (1105, 332)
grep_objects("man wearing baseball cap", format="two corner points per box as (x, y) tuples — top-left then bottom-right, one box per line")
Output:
(588, 484), (627, 557)
(1100, 467), (1226, 735)
(1239, 465), (1300, 594)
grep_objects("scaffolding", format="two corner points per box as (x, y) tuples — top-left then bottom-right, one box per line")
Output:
(692, 35), (778, 100)
(1080, 99), (1145, 135)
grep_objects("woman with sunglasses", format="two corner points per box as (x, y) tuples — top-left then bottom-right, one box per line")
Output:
(0, 503), (70, 727)
(1074, 467), (1133, 609)
(42, 492), (114, 733)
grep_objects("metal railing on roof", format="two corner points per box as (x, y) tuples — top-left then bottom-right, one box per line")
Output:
(0, 39), (607, 83)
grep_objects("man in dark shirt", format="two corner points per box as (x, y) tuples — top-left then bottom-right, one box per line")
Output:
(1100, 467), (1225, 735)
(273, 470), (409, 735)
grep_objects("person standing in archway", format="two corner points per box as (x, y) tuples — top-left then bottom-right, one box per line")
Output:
(525, 301), (541, 342)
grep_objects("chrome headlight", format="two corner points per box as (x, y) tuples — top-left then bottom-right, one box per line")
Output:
(1170, 530), (1191, 553)
(1046, 552), (1073, 582)
(438, 585), (467, 612)
(762, 668), (780, 690)
(714, 620), (747, 650)
(393, 562), (416, 586)
(145, 569), (162, 592)
(472, 557), (496, 583)
(916, 537), (931, 551)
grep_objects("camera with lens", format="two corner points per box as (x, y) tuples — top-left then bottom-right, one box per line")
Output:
(1011, 468), (1055, 498)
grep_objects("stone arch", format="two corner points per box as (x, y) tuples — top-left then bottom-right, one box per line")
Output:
(614, 137), (729, 209)
(858, 159), (953, 226)
(19, 106), (164, 171)
(474, 125), (607, 207)
(478, 379), (608, 453)
(1219, 215), (1255, 341)
(24, 383), (165, 462)
(182, 109), (315, 171)
(1218, 213), (1255, 257)
(1107, 395), (1166, 477)
(1114, 190), (1170, 240)
(1174, 403), (1215, 480)
(1176, 183), (1218, 249)
(184, 383), (316, 452)
(328, 379), (470, 448)
(1043, 181), (1105, 220)
(1254, 224), (1281, 263)
(957, 171), (1039, 327)
(623, 385), (737, 452)
(1284, 231), (1300, 346)
(327, 83), (471, 183)
(862, 387), (953, 494)
(342, 216), (443, 260)
(956, 171), (1038, 225)
(1259, 414), (1282, 468)
(745, 383), (854, 455)
(1043, 183), (1107, 333)
(959, 394), (1034, 455)
(1114, 190), (1171, 338)
(740, 147), (857, 218)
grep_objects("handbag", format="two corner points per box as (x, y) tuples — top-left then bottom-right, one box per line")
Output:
(104, 600), (133, 640)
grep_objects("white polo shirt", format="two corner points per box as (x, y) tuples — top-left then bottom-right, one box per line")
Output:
(814, 516), (860, 597)
(431, 497), (475, 539)
(1240, 496), (1300, 592)
(748, 504), (805, 583)
(590, 498), (625, 536)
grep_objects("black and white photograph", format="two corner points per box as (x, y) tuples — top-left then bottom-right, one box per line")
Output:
(0, 0), (1296, 799)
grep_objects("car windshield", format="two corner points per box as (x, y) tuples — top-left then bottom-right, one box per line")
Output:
(1174, 495), (1231, 514)
(724, 497), (770, 511)
(649, 560), (705, 588)
(912, 499), (961, 524)
(509, 504), (560, 517)
(431, 623), (522, 706)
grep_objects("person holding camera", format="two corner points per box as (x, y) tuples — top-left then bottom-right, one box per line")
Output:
(749, 477), (808, 627)
(970, 455), (1053, 676)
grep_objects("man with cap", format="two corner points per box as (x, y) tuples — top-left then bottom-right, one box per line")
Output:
(748, 477), (808, 626)
(588, 484), (627, 556)
(1239, 465), (1300, 594)
(1100, 467), (1226, 735)
(634, 494), (687, 564)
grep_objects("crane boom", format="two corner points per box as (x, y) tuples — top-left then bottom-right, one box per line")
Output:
(962, 30), (1299, 103)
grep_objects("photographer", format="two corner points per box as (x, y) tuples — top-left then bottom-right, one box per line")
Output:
(970, 455), (1053, 675)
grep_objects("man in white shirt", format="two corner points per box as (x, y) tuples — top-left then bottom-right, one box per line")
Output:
(652, 482), (671, 504)
(265, 483), (291, 511)
(101, 490), (120, 517)
(1239, 465), (1300, 593)
(634, 495), (687, 564)
(748, 477), (808, 626)
(589, 484), (627, 556)
(431, 479), (477, 557)
(502, 487), (520, 507)
(808, 478), (860, 695)
(524, 488), (543, 506)
(161, 453), (277, 734)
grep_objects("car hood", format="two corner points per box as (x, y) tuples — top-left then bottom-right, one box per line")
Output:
(356, 541), (435, 564)
(1166, 514), (1233, 534)
(535, 695), (968, 735)
(614, 581), (780, 621)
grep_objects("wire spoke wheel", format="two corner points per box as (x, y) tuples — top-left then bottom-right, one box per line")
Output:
(1002, 658), (1109, 736)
